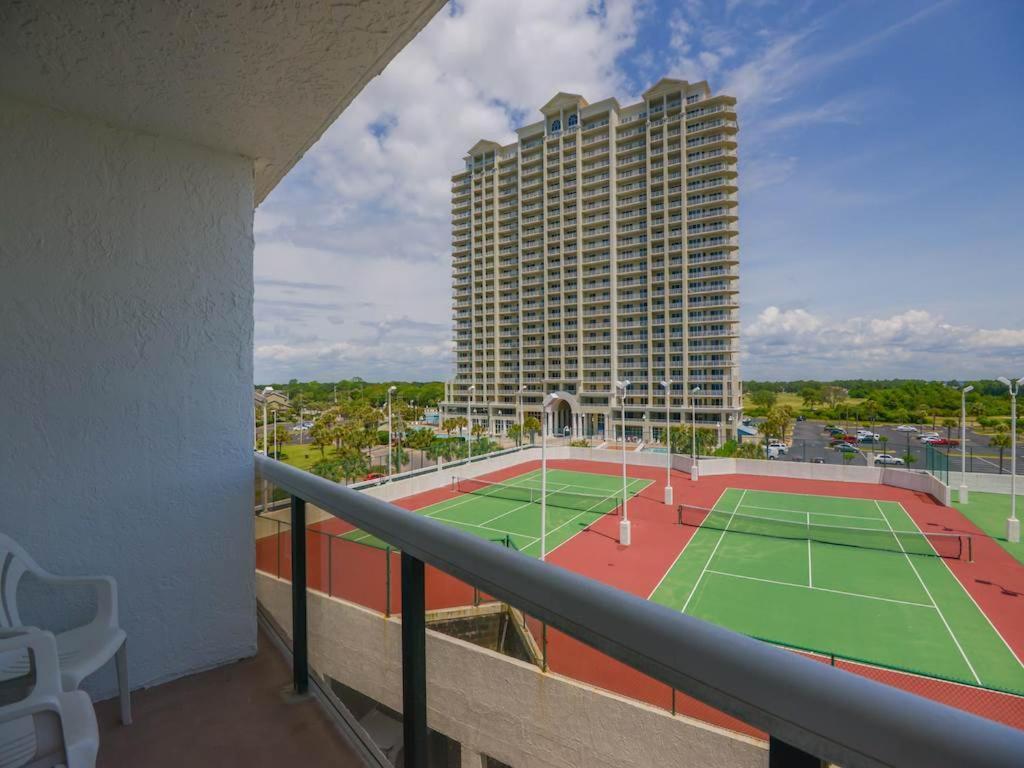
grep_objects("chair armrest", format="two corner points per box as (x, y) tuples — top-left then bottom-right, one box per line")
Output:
(33, 574), (119, 630)
(0, 629), (62, 697)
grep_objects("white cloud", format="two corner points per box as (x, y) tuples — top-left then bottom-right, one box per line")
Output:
(254, 0), (646, 382)
(745, 307), (1024, 379)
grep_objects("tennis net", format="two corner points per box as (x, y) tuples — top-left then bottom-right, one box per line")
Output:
(677, 505), (972, 561)
(453, 476), (622, 515)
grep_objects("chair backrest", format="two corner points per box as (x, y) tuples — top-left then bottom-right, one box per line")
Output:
(0, 534), (43, 630)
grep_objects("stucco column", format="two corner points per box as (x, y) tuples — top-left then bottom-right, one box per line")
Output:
(460, 746), (484, 768)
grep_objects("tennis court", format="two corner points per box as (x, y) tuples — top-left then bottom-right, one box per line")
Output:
(649, 487), (1024, 693)
(342, 468), (651, 559)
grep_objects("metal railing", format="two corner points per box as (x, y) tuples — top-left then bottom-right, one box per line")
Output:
(255, 454), (1024, 768)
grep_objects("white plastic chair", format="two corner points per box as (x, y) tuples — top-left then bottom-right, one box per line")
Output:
(0, 534), (130, 725)
(0, 629), (98, 768)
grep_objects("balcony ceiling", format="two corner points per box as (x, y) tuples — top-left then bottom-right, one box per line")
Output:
(0, 0), (445, 203)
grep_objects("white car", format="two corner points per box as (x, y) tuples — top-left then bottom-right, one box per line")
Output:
(767, 441), (789, 455)
(895, 425), (918, 432)
(874, 454), (905, 466)
(917, 432), (939, 441)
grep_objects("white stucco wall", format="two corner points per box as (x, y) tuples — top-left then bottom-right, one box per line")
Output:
(0, 97), (256, 697)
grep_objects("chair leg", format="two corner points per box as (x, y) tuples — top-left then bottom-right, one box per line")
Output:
(116, 640), (132, 725)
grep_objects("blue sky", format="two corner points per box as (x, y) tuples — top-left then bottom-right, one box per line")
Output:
(254, 0), (1023, 384)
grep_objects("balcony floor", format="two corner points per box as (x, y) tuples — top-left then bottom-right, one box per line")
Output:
(96, 626), (365, 767)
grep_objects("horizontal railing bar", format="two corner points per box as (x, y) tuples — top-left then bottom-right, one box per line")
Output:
(254, 455), (1024, 768)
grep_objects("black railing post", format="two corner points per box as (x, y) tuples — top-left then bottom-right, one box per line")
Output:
(769, 736), (824, 767)
(401, 552), (428, 766)
(290, 495), (308, 695)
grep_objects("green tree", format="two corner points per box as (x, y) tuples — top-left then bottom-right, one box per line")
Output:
(523, 415), (541, 444)
(799, 387), (822, 411)
(507, 423), (523, 447)
(735, 442), (764, 459)
(879, 435), (889, 455)
(749, 390), (777, 410)
(309, 419), (333, 458)
(990, 426), (1012, 474)
(337, 447), (369, 483)
(942, 418), (957, 440)
(763, 405), (795, 443)
(441, 417), (461, 436)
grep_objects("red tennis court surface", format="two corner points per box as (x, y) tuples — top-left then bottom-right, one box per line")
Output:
(255, 458), (1024, 735)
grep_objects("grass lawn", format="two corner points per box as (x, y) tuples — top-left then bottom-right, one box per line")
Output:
(271, 442), (337, 472)
(952, 491), (1024, 566)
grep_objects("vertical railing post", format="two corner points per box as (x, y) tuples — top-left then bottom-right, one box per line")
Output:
(385, 546), (392, 617)
(769, 737), (824, 767)
(290, 495), (308, 695)
(401, 552), (428, 766)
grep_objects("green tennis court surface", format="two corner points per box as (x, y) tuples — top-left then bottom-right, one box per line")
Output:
(650, 488), (1024, 693)
(343, 468), (650, 559)
(953, 491), (1024, 566)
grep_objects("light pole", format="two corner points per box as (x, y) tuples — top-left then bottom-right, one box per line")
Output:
(615, 380), (632, 546)
(959, 385), (974, 504)
(261, 386), (273, 456)
(997, 376), (1023, 543)
(467, 384), (476, 462)
(386, 385), (397, 478)
(660, 379), (673, 505)
(518, 384), (527, 447)
(541, 393), (561, 561)
(272, 407), (278, 459)
(691, 385), (701, 481)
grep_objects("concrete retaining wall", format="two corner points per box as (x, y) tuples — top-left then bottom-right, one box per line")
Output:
(956, 472), (1020, 496)
(257, 573), (765, 768)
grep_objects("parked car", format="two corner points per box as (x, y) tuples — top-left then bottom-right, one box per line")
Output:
(917, 432), (940, 441)
(810, 457), (826, 464)
(834, 443), (859, 453)
(767, 441), (789, 455)
(895, 424), (918, 432)
(874, 454), (905, 466)
(796, 415), (806, 422)
(919, 435), (941, 444)
(857, 433), (880, 443)
(930, 438), (960, 447)
(364, 471), (385, 481)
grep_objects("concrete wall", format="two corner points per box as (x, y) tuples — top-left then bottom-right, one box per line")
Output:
(257, 574), (765, 768)
(0, 97), (256, 698)
(956, 471), (1020, 495)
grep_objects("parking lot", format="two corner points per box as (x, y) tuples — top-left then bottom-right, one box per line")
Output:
(748, 419), (1023, 475)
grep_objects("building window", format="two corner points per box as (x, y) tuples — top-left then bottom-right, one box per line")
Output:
(551, 118), (561, 132)
(567, 114), (577, 128)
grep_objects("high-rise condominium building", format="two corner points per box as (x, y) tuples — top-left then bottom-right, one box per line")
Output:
(440, 78), (741, 445)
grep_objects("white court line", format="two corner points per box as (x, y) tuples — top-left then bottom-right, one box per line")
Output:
(681, 489), (747, 614)
(478, 482), (574, 527)
(647, 487), (730, 599)
(876, 501), (981, 684)
(704, 569), (936, 609)
(740, 503), (884, 523)
(897, 501), (1024, 675)
(806, 511), (813, 589)
(544, 477), (650, 558)
(738, 487), (890, 504)
(427, 514), (541, 546)
(346, 470), (542, 543)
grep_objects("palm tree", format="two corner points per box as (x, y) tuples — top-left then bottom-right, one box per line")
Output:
(507, 423), (523, 447)
(942, 418), (957, 441)
(523, 415), (541, 445)
(990, 426), (1012, 474)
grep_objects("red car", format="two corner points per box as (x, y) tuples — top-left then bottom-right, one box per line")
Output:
(929, 438), (960, 447)
(364, 471), (385, 481)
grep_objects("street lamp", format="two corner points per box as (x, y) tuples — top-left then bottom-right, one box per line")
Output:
(997, 376), (1023, 543)
(660, 379), (673, 505)
(541, 393), (561, 561)
(615, 380), (632, 546)
(386, 385), (397, 478)
(691, 385), (701, 480)
(959, 385), (974, 504)
(261, 386), (273, 456)
(467, 385), (476, 462)
(517, 384), (527, 448)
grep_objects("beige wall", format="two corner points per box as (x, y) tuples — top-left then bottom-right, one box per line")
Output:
(257, 574), (765, 767)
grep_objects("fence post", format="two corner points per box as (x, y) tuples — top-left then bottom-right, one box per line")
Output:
(769, 737), (824, 767)
(401, 552), (428, 766)
(385, 546), (392, 617)
(290, 495), (308, 695)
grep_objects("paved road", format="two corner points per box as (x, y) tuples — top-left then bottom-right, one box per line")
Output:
(753, 419), (1023, 475)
